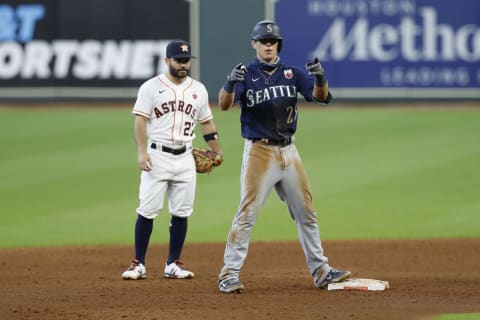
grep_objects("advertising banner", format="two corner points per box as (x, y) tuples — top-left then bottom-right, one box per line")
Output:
(276, 0), (480, 99)
(0, 0), (189, 99)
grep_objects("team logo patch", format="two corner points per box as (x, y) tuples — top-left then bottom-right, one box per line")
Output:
(284, 69), (293, 79)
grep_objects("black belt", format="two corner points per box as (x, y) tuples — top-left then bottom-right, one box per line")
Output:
(150, 143), (187, 155)
(251, 138), (292, 147)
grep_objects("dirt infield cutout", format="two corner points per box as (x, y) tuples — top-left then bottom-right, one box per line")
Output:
(1, 239), (479, 320)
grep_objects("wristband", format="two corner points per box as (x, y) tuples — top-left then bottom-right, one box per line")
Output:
(203, 132), (219, 142)
(223, 81), (235, 93)
(314, 74), (328, 86)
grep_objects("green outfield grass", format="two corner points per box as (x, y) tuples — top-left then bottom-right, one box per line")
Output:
(0, 105), (479, 247)
(435, 314), (480, 320)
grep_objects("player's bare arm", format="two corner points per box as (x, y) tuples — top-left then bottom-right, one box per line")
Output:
(313, 82), (329, 102)
(218, 88), (235, 110)
(199, 119), (223, 155)
(134, 115), (152, 172)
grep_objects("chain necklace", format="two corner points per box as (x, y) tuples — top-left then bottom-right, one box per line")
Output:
(258, 57), (280, 84)
(259, 67), (279, 85)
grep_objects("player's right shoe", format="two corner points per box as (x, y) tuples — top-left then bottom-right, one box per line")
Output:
(164, 260), (194, 279)
(218, 275), (245, 294)
(314, 267), (351, 288)
(121, 260), (146, 280)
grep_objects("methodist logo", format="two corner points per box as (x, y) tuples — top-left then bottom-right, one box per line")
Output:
(305, 0), (480, 87)
(311, 6), (479, 62)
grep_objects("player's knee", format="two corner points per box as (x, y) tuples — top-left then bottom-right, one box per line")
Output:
(170, 207), (193, 218)
(136, 208), (160, 219)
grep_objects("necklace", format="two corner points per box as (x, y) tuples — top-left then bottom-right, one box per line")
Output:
(257, 57), (280, 84)
(260, 67), (278, 85)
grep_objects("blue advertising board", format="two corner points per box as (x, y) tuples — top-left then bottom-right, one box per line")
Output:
(276, 0), (480, 99)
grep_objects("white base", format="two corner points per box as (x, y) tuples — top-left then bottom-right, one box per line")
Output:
(327, 278), (389, 291)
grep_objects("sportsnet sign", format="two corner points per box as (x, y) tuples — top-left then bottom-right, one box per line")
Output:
(276, 0), (480, 99)
(0, 0), (189, 98)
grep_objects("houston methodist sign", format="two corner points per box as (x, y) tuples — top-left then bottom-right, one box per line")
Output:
(276, 0), (480, 98)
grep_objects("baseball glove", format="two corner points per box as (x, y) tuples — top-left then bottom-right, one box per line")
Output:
(192, 148), (223, 173)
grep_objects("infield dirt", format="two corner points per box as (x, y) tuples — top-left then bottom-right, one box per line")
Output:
(2, 239), (479, 320)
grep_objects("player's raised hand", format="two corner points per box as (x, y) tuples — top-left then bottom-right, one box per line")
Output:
(305, 58), (327, 86)
(305, 58), (324, 76)
(227, 63), (247, 84)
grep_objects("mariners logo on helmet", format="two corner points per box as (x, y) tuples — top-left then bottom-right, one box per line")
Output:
(251, 20), (283, 52)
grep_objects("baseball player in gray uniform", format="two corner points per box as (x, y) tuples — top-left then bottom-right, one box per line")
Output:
(122, 40), (222, 280)
(217, 21), (351, 293)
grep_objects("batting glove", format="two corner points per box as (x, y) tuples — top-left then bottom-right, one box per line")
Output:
(224, 63), (247, 93)
(305, 58), (327, 86)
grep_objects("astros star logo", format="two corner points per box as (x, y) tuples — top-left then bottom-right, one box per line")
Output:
(181, 44), (189, 52)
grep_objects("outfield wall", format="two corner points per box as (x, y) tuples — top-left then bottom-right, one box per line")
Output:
(0, 0), (478, 101)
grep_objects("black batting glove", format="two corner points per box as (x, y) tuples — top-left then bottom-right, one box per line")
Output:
(305, 58), (327, 86)
(227, 63), (247, 83)
(224, 63), (247, 93)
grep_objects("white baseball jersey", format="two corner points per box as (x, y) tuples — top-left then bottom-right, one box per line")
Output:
(132, 73), (213, 146)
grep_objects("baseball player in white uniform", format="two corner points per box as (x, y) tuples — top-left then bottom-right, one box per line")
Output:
(122, 40), (223, 280)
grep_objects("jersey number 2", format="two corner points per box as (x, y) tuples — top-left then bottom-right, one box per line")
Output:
(286, 106), (296, 124)
(183, 121), (195, 136)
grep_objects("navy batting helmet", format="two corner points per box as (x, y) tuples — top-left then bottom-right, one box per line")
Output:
(251, 20), (283, 52)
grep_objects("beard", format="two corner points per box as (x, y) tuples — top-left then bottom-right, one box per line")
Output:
(169, 65), (189, 79)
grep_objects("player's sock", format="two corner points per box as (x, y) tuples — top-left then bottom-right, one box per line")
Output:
(167, 216), (188, 264)
(134, 214), (153, 265)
